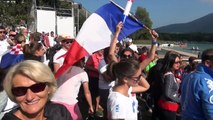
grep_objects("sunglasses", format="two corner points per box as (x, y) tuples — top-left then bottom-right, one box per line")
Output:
(0, 31), (5, 34)
(174, 61), (181, 64)
(128, 74), (142, 83)
(9, 34), (16, 37)
(123, 54), (132, 58)
(63, 41), (72, 44)
(12, 83), (47, 97)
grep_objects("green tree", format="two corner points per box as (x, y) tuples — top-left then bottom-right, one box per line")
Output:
(131, 6), (152, 40)
(0, 0), (62, 27)
(0, 0), (32, 26)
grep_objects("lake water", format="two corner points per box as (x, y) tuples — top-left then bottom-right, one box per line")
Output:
(176, 42), (212, 53)
(159, 42), (213, 57)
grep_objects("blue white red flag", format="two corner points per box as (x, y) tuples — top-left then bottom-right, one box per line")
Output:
(55, 1), (144, 78)
(0, 44), (24, 69)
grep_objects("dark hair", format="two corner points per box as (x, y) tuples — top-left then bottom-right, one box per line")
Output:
(30, 32), (42, 42)
(161, 51), (180, 74)
(146, 58), (164, 100)
(201, 48), (213, 62)
(103, 47), (110, 63)
(188, 57), (197, 64)
(73, 57), (85, 67)
(141, 46), (148, 54)
(120, 48), (134, 59)
(191, 62), (199, 72)
(107, 59), (140, 81)
(23, 42), (43, 55)
(9, 29), (16, 34)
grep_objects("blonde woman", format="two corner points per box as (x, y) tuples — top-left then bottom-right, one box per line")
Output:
(2, 60), (72, 120)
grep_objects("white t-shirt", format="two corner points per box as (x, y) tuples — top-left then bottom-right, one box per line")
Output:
(53, 48), (67, 67)
(98, 59), (114, 89)
(107, 87), (138, 120)
(48, 36), (56, 47)
(51, 66), (89, 105)
(0, 40), (10, 61)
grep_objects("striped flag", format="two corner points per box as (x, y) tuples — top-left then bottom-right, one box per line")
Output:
(55, 1), (144, 78)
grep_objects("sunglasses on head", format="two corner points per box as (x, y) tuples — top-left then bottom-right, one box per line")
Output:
(12, 83), (47, 97)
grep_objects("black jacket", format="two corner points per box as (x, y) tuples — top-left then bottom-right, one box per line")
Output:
(2, 101), (73, 120)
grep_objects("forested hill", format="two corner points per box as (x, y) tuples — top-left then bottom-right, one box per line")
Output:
(156, 13), (213, 33)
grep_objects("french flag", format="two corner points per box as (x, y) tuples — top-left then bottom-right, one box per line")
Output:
(0, 44), (24, 69)
(55, 1), (144, 78)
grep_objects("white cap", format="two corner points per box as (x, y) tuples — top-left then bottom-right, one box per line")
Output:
(129, 44), (138, 53)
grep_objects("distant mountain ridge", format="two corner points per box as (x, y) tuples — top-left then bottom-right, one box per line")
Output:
(156, 13), (213, 33)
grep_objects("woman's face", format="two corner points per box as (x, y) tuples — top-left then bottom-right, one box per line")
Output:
(12, 74), (50, 115)
(114, 46), (120, 54)
(35, 47), (46, 57)
(122, 51), (133, 59)
(22, 29), (28, 37)
(127, 68), (142, 87)
(172, 57), (181, 71)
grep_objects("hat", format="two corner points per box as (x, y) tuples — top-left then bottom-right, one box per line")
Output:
(58, 35), (74, 42)
(129, 44), (138, 53)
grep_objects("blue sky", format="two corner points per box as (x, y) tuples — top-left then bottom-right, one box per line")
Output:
(73, 0), (213, 28)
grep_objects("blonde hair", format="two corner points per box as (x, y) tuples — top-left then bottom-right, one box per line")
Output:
(3, 60), (57, 102)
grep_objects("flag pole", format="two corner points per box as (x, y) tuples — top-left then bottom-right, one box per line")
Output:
(143, 24), (152, 31)
(123, 0), (133, 24)
(122, 0), (153, 32)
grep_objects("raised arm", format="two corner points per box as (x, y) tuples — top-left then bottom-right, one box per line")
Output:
(140, 30), (159, 70)
(132, 74), (150, 93)
(108, 21), (123, 63)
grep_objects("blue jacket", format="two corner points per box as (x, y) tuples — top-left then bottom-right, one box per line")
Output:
(181, 63), (213, 120)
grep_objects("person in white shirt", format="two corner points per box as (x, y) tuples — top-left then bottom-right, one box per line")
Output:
(107, 59), (150, 120)
(51, 57), (94, 119)
(48, 31), (56, 47)
(106, 21), (158, 120)
(0, 26), (10, 61)
(53, 35), (73, 73)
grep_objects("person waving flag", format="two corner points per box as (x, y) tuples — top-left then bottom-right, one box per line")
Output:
(55, 0), (144, 78)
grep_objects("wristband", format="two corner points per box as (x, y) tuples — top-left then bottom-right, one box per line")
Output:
(152, 41), (157, 44)
(152, 39), (157, 43)
(152, 41), (158, 46)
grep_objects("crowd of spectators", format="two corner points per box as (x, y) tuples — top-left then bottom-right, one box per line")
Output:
(0, 21), (212, 120)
